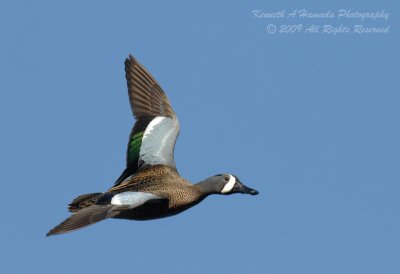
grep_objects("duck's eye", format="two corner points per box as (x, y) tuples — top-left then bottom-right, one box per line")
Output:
(224, 176), (229, 181)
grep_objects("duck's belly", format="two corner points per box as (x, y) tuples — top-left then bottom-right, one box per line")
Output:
(112, 199), (199, 221)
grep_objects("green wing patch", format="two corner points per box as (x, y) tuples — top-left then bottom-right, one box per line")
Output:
(115, 117), (154, 186)
(127, 131), (144, 166)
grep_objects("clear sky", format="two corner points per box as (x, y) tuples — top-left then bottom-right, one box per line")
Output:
(1, 1), (399, 274)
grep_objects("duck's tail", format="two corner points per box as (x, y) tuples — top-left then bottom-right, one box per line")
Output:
(68, 192), (103, 212)
(47, 192), (113, 237)
(46, 204), (114, 237)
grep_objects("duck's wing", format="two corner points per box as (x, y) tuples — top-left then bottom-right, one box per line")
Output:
(114, 55), (180, 186)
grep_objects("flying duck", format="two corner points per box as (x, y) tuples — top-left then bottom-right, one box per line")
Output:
(47, 55), (259, 236)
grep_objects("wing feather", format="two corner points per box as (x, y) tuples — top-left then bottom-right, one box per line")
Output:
(114, 55), (180, 186)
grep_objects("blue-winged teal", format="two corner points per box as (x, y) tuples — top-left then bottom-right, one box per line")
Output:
(47, 55), (258, 236)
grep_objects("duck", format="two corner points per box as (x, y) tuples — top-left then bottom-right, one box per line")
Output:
(47, 55), (259, 236)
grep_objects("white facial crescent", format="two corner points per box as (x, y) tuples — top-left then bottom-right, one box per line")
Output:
(221, 174), (236, 194)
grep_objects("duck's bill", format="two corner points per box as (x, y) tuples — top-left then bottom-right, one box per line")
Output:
(239, 183), (259, 195)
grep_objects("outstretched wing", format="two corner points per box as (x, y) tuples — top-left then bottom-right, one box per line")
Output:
(114, 55), (180, 185)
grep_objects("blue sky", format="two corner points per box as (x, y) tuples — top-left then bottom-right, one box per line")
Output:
(1, 1), (399, 273)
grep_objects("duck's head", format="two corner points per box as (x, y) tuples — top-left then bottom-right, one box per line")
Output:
(211, 174), (259, 195)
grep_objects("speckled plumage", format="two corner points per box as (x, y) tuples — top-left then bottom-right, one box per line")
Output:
(46, 54), (258, 237)
(109, 165), (205, 220)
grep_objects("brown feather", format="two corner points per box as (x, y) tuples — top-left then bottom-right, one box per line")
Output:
(46, 205), (116, 236)
(125, 55), (176, 118)
(109, 165), (204, 220)
(68, 192), (102, 212)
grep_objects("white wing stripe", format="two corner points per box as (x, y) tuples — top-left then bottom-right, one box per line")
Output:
(111, 192), (162, 208)
(140, 116), (179, 168)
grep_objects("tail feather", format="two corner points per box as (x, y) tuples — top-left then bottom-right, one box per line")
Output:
(47, 205), (114, 236)
(68, 192), (102, 212)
